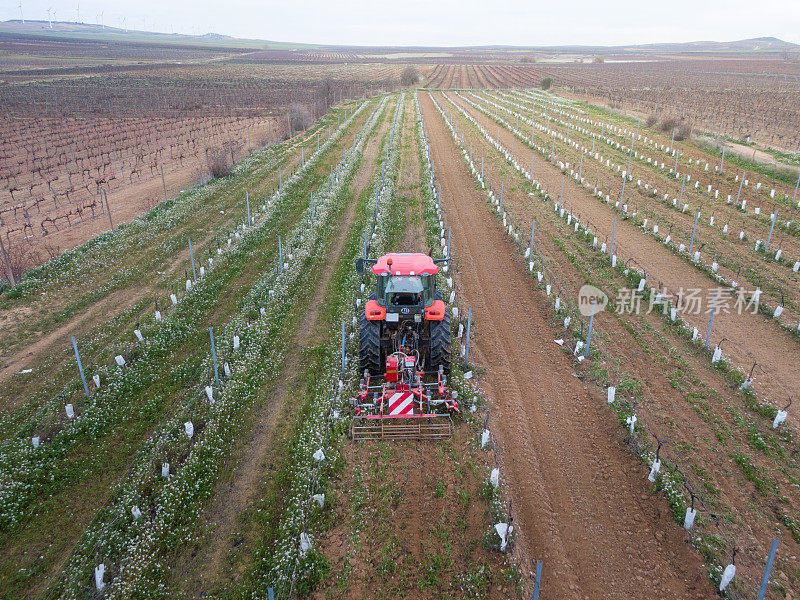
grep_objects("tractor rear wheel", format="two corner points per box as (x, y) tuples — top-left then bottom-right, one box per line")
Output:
(359, 312), (382, 376)
(429, 309), (451, 374)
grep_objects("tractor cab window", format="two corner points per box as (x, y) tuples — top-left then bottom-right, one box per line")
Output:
(377, 274), (435, 307)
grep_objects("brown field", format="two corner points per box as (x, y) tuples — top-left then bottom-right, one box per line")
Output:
(1, 21), (799, 600)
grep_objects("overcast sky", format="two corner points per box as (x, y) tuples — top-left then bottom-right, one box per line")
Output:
(3, 0), (799, 47)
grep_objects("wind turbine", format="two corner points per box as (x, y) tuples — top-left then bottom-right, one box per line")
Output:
(99, 10), (104, 29)
(18, 1), (24, 24)
(76, 2), (80, 23)
(47, 6), (53, 28)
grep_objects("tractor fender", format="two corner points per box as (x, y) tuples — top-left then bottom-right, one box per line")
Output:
(424, 300), (446, 321)
(365, 299), (386, 321)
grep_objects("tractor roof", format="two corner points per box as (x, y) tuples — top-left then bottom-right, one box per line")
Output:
(372, 253), (439, 276)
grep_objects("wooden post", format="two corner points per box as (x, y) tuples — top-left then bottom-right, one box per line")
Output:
(161, 165), (167, 203)
(0, 234), (16, 287)
(103, 188), (114, 231)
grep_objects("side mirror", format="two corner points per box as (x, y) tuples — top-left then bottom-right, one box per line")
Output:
(355, 258), (365, 274)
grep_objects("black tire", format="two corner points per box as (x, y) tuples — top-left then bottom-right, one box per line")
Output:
(359, 312), (382, 376)
(429, 309), (451, 374)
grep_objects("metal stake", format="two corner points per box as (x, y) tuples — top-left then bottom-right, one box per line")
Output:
(689, 210), (700, 254)
(705, 291), (718, 348)
(189, 238), (197, 282)
(766, 210), (778, 250)
(71, 336), (91, 399)
(756, 538), (779, 600)
(464, 307), (472, 369)
(209, 327), (219, 388)
(584, 310), (595, 358)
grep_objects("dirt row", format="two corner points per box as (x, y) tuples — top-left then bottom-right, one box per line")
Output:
(167, 96), (400, 598)
(481, 90), (800, 312)
(446, 91), (800, 416)
(311, 94), (519, 600)
(435, 90), (800, 595)
(420, 91), (711, 599)
(0, 104), (378, 600)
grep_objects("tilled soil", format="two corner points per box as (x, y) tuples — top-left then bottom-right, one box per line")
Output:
(446, 92), (800, 416)
(437, 90), (800, 593)
(473, 90), (800, 312)
(420, 90), (710, 599)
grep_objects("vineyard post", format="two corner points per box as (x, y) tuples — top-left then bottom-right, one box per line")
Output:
(689, 210), (700, 254)
(0, 235), (15, 287)
(278, 235), (283, 273)
(499, 183), (504, 214)
(673, 145), (679, 172)
(610, 216), (617, 258)
(279, 166), (282, 191)
(532, 561), (543, 600)
(626, 136), (633, 173)
(246, 191), (251, 227)
(585, 310), (595, 358)
(719, 146), (726, 173)
(530, 219), (535, 251)
(530, 154), (534, 181)
(705, 291), (718, 348)
(71, 336), (91, 399)
(670, 129), (675, 153)
(793, 173), (800, 206)
(447, 226), (452, 258)
(341, 321), (346, 377)
(464, 307), (472, 369)
(736, 171), (745, 205)
(756, 538), (779, 600)
(161, 165), (166, 203)
(189, 238), (197, 282)
(765, 210), (777, 250)
(578, 152), (583, 181)
(481, 157), (484, 179)
(679, 175), (686, 204)
(311, 191), (314, 221)
(103, 188), (114, 231)
(209, 327), (219, 388)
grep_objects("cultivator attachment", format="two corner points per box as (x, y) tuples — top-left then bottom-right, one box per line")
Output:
(350, 352), (459, 441)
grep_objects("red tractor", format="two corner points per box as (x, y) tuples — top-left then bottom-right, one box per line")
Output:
(352, 253), (458, 439)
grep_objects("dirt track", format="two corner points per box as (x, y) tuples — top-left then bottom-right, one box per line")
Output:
(420, 91), (710, 599)
(446, 91), (800, 415)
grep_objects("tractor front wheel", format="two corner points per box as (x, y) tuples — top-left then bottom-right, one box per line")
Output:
(359, 312), (382, 376)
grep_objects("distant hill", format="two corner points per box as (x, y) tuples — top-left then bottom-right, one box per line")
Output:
(0, 20), (796, 56)
(0, 20), (308, 50)
(476, 37), (799, 55)
(608, 37), (798, 53)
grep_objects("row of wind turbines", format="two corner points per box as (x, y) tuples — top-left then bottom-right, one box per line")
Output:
(13, 2), (171, 34)
(16, 2), (108, 30)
